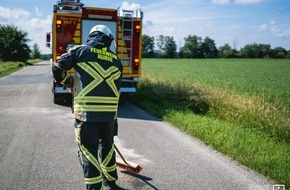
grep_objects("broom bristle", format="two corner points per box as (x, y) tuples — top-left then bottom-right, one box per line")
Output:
(116, 158), (143, 173)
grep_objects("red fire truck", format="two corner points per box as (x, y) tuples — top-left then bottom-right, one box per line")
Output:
(46, 0), (143, 104)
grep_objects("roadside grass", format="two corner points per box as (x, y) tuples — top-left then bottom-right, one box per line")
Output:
(132, 59), (290, 188)
(0, 59), (42, 78)
(165, 110), (290, 189)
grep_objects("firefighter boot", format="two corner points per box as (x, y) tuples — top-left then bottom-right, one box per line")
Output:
(103, 180), (121, 190)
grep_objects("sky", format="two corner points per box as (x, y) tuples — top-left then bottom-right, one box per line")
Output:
(0, 0), (290, 54)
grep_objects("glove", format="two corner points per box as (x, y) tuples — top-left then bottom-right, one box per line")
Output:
(61, 71), (74, 88)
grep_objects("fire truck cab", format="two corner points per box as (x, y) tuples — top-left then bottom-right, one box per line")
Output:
(46, 0), (143, 104)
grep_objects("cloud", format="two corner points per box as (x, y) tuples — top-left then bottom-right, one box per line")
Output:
(258, 24), (267, 31)
(35, 6), (43, 17)
(269, 21), (289, 38)
(212, 0), (230, 4)
(0, 6), (30, 23)
(119, 1), (141, 17)
(0, 6), (52, 54)
(258, 21), (289, 38)
(235, 0), (263, 4)
(141, 0), (234, 47)
(143, 20), (153, 29)
(120, 1), (141, 10)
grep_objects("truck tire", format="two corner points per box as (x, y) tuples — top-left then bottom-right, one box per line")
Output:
(53, 92), (62, 104)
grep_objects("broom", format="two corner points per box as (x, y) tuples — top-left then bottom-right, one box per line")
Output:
(114, 144), (143, 173)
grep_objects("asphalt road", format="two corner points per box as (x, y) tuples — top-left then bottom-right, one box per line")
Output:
(0, 61), (273, 190)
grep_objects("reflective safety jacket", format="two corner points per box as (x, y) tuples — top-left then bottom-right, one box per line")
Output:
(52, 43), (123, 122)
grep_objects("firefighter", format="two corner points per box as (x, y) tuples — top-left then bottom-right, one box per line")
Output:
(52, 25), (123, 190)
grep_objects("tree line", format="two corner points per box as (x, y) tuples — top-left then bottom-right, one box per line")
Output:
(142, 34), (290, 59)
(1, 24), (289, 61)
(0, 25), (41, 62)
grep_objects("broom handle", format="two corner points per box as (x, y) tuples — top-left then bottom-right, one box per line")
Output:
(114, 144), (132, 167)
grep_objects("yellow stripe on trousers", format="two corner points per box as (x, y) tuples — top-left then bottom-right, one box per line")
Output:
(101, 143), (117, 181)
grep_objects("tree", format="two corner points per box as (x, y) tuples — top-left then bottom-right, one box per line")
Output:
(201, 36), (218, 58)
(239, 43), (271, 58)
(156, 35), (177, 58)
(218, 43), (236, 58)
(31, 43), (41, 59)
(0, 25), (31, 61)
(179, 35), (203, 58)
(258, 44), (271, 58)
(287, 50), (290, 59)
(163, 36), (177, 58)
(270, 47), (288, 58)
(239, 43), (258, 58)
(156, 35), (166, 52)
(142, 34), (155, 58)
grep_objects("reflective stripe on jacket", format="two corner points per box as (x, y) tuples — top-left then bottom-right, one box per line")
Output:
(74, 61), (121, 114)
(52, 45), (123, 122)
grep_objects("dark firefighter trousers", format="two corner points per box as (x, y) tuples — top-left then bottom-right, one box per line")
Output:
(75, 120), (118, 190)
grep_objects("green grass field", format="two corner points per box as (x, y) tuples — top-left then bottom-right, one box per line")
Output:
(133, 58), (290, 188)
(141, 59), (290, 108)
(0, 59), (41, 77)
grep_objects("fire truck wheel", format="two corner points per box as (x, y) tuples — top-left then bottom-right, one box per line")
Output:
(119, 93), (129, 105)
(53, 93), (62, 104)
